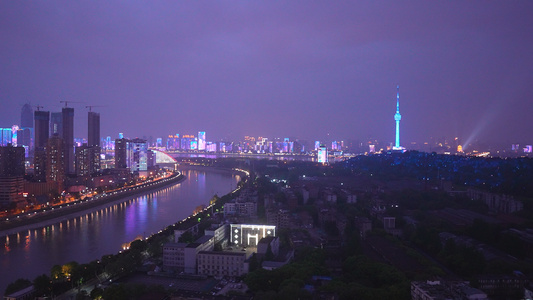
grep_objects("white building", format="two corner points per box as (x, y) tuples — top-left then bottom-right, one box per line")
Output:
(162, 235), (214, 273)
(230, 224), (276, 248)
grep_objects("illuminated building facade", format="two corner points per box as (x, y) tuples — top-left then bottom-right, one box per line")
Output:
(206, 142), (216, 152)
(190, 140), (198, 150)
(0, 128), (12, 146)
(317, 145), (328, 164)
(167, 134), (179, 150)
(180, 135), (194, 150)
(114, 138), (148, 172)
(198, 131), (206, 151)
(230, 224), (276, 248)
(127, 138), (148, 172)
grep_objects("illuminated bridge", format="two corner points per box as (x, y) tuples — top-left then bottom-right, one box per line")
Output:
(152, 149), (178, 168)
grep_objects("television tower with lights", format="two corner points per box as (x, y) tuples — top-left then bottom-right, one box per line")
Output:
(393, 85), (404, 151)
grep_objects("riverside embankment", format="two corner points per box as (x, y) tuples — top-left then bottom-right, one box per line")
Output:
(0, 168), (241, 295)
(0, 172), (185, 236)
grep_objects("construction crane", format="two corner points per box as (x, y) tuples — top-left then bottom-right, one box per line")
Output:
(59, 100), (84, 107)
(85, 105), (107, 112)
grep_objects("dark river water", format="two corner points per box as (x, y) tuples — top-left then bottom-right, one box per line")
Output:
(0, 168), (240, 295)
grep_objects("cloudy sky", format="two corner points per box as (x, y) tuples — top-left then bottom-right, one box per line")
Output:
(1, 1), (532, 147)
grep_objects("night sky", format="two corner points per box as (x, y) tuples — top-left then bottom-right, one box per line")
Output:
(1, 1), (532, 147)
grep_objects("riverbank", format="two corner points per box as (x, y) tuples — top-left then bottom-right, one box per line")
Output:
(0, 172), (185, 236)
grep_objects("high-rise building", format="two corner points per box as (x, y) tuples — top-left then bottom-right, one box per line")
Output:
(318, 145), (328, 164)
(0, 144), (25, 207)
(20, 104), (34, 153)
(198, 131), (206, 151)
(50, 112), (63, 137)
(114, 138), (148, 172)
(0, 128), (12, 146)
(167, 134), (179, 150)
(21, 104), (33, 128)
(62, 107), (74, 174)
(17, 127), (33, 157)
(46, 135), (65, 186)
(34, 110), (50, 150)
(393, 85), (403, 150)
(147, 149), (155, 169)
(127, 138), (148, 172)
(115, 138), (128, 169)
(86, 111), (101, 173)
(88, 111), (100, 148)
(75, 144), (100, 176)
(0, 144), (25, 177)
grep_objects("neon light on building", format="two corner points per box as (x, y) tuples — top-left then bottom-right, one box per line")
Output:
(318, 145), (328, 164)
(230, 224), (276, 247)
(198, 131), (206, 151)
(393, 85), (403, 150)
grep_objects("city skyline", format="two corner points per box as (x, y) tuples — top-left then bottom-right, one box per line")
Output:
(1, 2), (533, 146)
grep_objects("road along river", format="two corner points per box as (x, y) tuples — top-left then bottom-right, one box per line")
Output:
(0, 167), (240, 295)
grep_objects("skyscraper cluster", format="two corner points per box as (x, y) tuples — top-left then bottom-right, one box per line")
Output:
(0, 103), (105, 208)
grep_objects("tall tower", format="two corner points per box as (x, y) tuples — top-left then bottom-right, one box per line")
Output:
(50, 112), (63, 137)
(34, 110), (50, 150)
(62, 107), (74, 174)
(20, 104), (34, 152)
(88, 111), (100, 148)
(115, 138), (128, 169)
(393, 85), (402, 150)
(21, 104), (33, 128)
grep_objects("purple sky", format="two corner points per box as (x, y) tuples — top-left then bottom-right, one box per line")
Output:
(1, 1), (532, 147)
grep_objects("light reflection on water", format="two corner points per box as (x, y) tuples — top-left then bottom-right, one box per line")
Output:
(0, 168), (239, 295)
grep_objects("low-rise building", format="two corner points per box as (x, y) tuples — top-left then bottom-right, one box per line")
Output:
(411, 280), (487, 300)
(205, 223), (229, 247)
(197, 251), (248, 277)
(257, 236), (279, 259)
(224, 201), (257, 217)
(162, 242), (188, 271)
(355, 217), (372, 239)
(3, 285), (35, 300)
(162, 235), (214, 273)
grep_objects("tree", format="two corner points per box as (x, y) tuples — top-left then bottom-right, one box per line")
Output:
(90, 287), (104, 299)
(102, 284), (127, 300)
(51, 264), (64, 281)
(33, 274), (52, 296)
(4, 278), (31, 296)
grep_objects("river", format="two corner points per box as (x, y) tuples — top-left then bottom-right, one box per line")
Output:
(0, 167), (240, 295)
